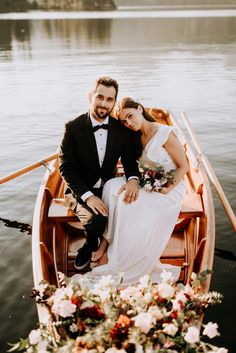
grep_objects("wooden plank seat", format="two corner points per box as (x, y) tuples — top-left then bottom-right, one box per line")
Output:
(48, 193), (203, 222)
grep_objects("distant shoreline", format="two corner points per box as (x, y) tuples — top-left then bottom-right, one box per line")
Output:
(118, 5), (236, 10)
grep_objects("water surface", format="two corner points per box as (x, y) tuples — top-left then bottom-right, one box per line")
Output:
(0, 9), (236, 352)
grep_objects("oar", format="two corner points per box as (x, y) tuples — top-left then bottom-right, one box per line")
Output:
(0, 153), (58, 185)
(180, 112), (236, 232)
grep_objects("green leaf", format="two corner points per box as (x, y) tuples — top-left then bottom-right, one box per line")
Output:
(191, 279), (201, 288)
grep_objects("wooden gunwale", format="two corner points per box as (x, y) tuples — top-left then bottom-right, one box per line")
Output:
(32, 109), (215, 323)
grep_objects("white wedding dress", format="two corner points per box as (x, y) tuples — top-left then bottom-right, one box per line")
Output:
(89, 124), (186, 285)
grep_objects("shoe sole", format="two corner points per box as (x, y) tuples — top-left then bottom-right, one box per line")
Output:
(74, 258), (91, 270)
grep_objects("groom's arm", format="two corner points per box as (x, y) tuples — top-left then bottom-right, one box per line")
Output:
(59, 121), (91, 201)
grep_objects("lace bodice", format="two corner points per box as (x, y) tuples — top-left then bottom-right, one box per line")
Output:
(138, 124), (178, 172)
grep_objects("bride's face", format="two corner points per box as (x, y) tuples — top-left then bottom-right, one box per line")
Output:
(118, 106), (143, 131)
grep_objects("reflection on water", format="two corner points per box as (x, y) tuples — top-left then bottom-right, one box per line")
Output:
(0, 10), (236, 353)
(1, 16), (236, 58)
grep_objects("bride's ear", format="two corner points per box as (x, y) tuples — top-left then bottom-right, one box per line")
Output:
(137, 104), (143, 113)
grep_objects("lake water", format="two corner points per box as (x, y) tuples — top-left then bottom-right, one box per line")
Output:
(0, 9), (236, 352)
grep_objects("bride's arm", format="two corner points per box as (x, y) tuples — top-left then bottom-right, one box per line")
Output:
(160, 132), (188, 194)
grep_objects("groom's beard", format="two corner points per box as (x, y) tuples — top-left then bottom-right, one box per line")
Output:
(93, 106), (112, 119)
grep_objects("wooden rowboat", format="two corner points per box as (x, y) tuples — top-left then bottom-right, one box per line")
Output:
(32, 108), (215, 323)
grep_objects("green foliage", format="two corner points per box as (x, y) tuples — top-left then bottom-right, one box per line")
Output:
(0, 0), (37, 12)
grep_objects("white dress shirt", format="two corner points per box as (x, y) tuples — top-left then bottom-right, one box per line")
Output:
(81, 115), (108, 201)
(81, 114), (138, 202)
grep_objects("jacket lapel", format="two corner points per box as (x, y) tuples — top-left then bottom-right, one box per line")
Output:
(83, 113), (100, 167)
(103, 117), (117, 166)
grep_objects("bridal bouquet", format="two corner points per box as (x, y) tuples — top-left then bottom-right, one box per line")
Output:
(9, 270), (228, 353)
(139, 163), (175, 192)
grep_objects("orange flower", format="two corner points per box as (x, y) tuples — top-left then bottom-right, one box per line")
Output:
(118, 314), (131, 327)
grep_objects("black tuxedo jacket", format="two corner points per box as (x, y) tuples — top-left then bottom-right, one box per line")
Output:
(59, 112), (140, 201)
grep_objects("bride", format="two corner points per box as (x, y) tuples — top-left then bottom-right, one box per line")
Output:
(88, 97), (188, 285)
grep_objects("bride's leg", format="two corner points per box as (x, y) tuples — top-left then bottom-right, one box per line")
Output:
(91, 237), (108, 262)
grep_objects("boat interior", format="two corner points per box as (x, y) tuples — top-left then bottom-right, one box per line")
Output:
(34, 108), (214, 292)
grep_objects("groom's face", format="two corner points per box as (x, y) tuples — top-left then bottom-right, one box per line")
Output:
(89, 84), (116, 121)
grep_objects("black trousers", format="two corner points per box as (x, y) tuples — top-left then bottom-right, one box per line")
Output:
(75, 187), (107, 251)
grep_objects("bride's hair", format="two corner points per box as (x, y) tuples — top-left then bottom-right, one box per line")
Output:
(115, 97), (156, 159)
(115, 97), (156, 122)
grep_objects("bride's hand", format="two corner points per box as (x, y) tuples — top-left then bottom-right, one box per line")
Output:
(118, 179), (139, 204)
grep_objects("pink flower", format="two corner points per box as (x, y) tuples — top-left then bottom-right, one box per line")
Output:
(158, 283), (175, 299)
(203, 322), (219, 339)
(133, 312), (155, 333)
(184, 326), (200, 344)
(52, 299), (76, 318)
(162, 323), (178, 336)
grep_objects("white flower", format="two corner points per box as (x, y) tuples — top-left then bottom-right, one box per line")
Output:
(38, 282), (48, 297)
(160, 270), (175, 283)
(135, 345), (144, 353)
(144, 184), (152, 192)
(105, 349), (126, 353)
(52, 299), (76, 318)
(184, 326), (200, 344)
(38, 340), (48, 351)
(139, 275), (150, 287)
(143, 292), (153, 303)
(133, 312), (155, 334)
(191, 272), (197, 280)
(90, 275), (115, 301)
(172, 291), (188, 310)
(203, 322), (219, 338)
(28, 329), (41, 345)
(69, 323), (78, 333)
(208, 349), (228, 353)
(95, 275), (115, 289)
(183, 284), (195, 297)
(154, 179), (162, 188)
(215, 349), (228, 353)
(148, 306), (164, 320)
(176, 291), (188, 303)
(158, 283), (175, 299)
(120, 286), (141, 302)
(162, 323), (178, 336)
(58, 271), (66, 282)
(54, 285), (73, 301)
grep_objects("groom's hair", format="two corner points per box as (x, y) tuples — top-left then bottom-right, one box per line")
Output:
(93, 76), (119, 100)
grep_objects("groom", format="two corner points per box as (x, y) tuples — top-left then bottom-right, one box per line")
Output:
(59, 76), (140, 270)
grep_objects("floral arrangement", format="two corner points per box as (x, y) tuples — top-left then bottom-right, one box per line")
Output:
(9, 270), (228, 353)
(139, 163), (175, 192)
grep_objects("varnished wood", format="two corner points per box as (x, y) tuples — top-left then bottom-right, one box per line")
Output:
(48, 193), (203, 222)
(181, 111), (236, 232)
(32, 108), (215, 325)
(0, 153), (58, 184)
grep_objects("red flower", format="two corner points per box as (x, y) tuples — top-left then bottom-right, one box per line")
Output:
(71, 295), (82, 307)
(110, 322), (129, 342)
(80, 305), (104, 320)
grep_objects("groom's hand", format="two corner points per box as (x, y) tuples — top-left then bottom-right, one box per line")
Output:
(118, 179), (139, 204)
(86, 195), (108, 216)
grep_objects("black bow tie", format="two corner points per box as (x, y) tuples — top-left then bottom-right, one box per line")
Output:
(92, 124), (109, 132)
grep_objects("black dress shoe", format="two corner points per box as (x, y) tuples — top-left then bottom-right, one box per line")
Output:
(74, 243), (92, 270)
